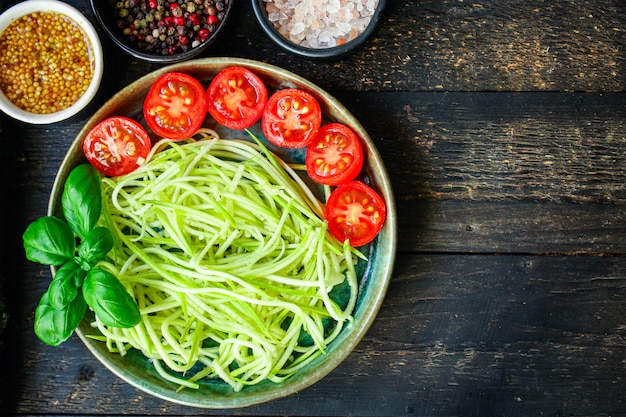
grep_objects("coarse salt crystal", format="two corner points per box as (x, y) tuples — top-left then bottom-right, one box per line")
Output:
(268, 11), (280, 22)
(310, 18), (321, 30)
(294, 2), (309, 19)
(336, 22), (351, 34)
(291, 21), (306, 35)
(327, 0), (340, 13)
(318, 29), (331, 43)
(336, 7), (350, 22)
(263, 0), (379, 49)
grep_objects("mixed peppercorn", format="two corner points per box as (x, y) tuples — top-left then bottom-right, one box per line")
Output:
(113, 0), (229, 56)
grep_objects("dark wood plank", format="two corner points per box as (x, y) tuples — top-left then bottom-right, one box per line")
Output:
(1, 0), (624, 415)
(371, 0), (626, 92)
(6, 0), (620, 93)
(4, 254), (626, 416)
(336, 91), (626, 204)
(337, 91), (626, 254)
(210, 0), (626, 92)
(2, 93), (625, 259)
(243, 0), (626, 92)
(398, 199), (626, 254)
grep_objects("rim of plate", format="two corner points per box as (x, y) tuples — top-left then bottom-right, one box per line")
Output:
(47, 57), (397, 408)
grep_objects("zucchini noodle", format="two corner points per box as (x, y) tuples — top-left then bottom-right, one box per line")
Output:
(93, 129), (361, 392)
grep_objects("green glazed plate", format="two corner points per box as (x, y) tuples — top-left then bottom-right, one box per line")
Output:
(48, 57), (397, 408)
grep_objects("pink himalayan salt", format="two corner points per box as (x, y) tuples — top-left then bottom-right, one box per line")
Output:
(264, 0), (379, 49)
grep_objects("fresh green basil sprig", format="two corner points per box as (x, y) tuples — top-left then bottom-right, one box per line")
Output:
(23, 164), (141, 346)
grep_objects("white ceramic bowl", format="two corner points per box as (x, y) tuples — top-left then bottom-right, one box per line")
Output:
(0, 0), (103, 124)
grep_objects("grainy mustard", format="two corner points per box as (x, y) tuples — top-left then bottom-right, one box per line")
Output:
(0, 11), (95, 114)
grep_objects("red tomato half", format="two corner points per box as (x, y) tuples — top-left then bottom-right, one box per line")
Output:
(143, 72), (207, 140)
(262, 88), (322, 148)
(325, 181), (386, 247)
(306, 123), (364, 185)
(206, 66), (268, 130)
(83, 116), (151, 177)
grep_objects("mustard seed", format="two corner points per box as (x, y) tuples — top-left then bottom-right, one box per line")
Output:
(0, 11), (95, 114)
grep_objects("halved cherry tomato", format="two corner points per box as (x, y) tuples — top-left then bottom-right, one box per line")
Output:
(205, 66), (268, 130)
(83, 116), (151, 177)
(325, 181), (386, 247)
(143, 72), (207, 140)
(306, 123), (364, 186)
(261, 88), (322, 148)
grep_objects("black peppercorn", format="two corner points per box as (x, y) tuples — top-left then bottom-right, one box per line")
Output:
(112, 0), (228, 56)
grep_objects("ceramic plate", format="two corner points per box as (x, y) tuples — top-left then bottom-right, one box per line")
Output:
(47, 57), (396, 408)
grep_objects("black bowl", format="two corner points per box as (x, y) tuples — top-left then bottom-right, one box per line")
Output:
(251, 0), (386, 59)
(90, 0), (234, 63)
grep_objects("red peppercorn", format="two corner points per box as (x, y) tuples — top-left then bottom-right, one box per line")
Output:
(188, 12), (201, 25)
(112, 0), (228, 56)
(198, 28), (210, 40)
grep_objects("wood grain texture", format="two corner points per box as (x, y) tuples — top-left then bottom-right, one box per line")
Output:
(2, 94), (624, 254)
(4, 255), (626, 416)
(374, 0), (626, 92)
(337, 92), (626, 203)
(1, 0), (625, 415)
(2, 91), (625, 416)
(218, 0), (626, 92)
(45, 0), (626, 93)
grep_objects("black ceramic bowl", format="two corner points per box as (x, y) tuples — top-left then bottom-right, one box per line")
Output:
(90, 0), (234, 63)
(252, 0), (386, 59)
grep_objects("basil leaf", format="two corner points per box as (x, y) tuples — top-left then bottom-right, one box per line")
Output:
(77, 227), (114, 270)
(48, 261), (85, 310)
(34, 290), (87, 346)
(62, 164), (102, 239)
(83, 268), (141, 328)
(23, 216), (76, 266)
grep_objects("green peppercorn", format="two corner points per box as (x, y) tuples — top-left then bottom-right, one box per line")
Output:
(112, 0), (229, 56)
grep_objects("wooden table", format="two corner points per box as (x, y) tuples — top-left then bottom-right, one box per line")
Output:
(1, 0), (625, 415)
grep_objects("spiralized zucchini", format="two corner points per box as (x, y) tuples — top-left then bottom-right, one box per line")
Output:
(92, 129), (360, 392)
